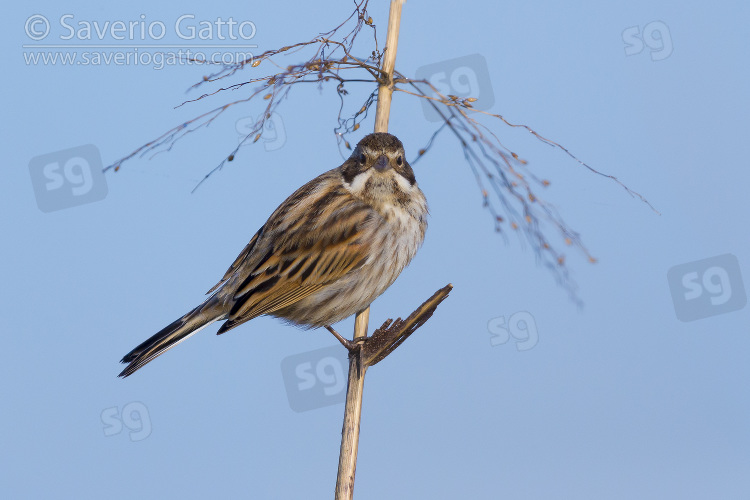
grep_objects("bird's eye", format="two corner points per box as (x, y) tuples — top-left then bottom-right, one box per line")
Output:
(396, 156), (403, 166)
(358, 153), (366, 165)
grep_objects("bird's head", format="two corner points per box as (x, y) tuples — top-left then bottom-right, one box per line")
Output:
(340, 133), (421, 214)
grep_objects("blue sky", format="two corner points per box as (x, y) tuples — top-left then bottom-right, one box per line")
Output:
(3, 1), (749, 499)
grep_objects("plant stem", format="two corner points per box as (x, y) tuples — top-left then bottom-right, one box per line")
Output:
(334, 2), (405, 499)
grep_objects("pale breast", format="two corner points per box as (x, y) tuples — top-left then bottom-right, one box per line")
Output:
(273, 207), (426, 327)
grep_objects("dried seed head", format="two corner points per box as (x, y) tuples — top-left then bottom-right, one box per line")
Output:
(353, 123), (360, 131)
(251, 59), (261, 67)
(228, 154), (234, 162)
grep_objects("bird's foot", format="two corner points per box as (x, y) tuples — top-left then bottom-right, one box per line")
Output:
(325, 325), (366, 352)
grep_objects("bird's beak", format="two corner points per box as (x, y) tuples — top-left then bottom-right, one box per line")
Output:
(373, 155), (390, 172)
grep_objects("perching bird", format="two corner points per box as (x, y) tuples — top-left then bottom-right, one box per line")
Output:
(119, 132), (428, 377)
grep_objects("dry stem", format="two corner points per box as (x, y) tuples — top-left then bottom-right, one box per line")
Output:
(103, 0), (655, 298)
(335, 3), (405, 498)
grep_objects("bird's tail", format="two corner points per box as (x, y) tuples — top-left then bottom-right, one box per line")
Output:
(118, 298), (225, 378)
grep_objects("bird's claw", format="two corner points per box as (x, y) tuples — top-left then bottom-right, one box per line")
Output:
(325, 325), (365, 352)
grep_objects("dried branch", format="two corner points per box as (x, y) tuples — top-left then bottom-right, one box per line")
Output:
(104, 0), (657, 298)
(362, 284), (453, 367)
(336, 2), (405, 499)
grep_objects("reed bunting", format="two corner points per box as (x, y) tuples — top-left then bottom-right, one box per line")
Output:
(119, 132), (428, 377)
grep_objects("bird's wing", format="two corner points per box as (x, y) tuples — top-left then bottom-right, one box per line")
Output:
(214, 176), (377, 334)
(206, 229), (262, 295)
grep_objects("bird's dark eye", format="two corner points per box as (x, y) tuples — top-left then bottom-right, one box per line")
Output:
(396, 156), (403, 166)
(358, 153), (366, 165)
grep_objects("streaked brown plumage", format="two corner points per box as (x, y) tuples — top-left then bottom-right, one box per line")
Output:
(119, 132), (427, 377)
